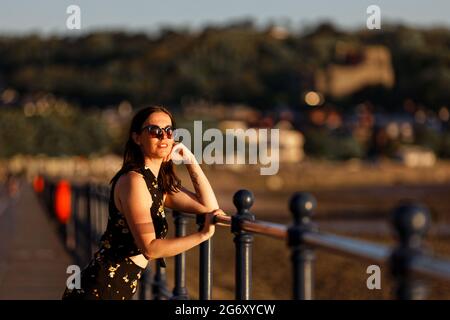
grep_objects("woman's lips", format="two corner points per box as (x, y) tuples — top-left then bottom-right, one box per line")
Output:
(158, 143), (168, 148)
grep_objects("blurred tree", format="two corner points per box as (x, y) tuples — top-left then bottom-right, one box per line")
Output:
(1, 24), (449, 111)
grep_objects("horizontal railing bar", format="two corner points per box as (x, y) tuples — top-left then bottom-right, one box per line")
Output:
(219, 213), (450, 281)
(171, 210), (450, 283)
(214, 214), (231, 226)
(410, 254), (450, 282)
(180, 213), (232, 225)
(42, 175), (450, 299)
(240, 220), (287, 240)
(214, 215), (287, 239)
(304, 232), (450, 281)
(303, 232), (390, 264)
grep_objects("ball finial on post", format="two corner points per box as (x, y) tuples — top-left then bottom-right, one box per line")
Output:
(233, 189), (254, 213)
(288, 191), (317, 300)
(289, 192), (317, 225)
(392, 203), (430, 248)
(231, 189), (255, 300)
(390, 202), (431, 300)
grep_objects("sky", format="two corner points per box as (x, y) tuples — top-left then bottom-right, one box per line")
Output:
(1, 0), (449, 35)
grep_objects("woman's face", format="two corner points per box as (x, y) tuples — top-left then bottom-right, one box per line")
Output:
(133, 111), (174, 160)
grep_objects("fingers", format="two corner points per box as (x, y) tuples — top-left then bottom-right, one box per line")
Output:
(170, 143), (185, 164)
(212, 209), (227, 216)
(171, 142), (183, 153)
(211, 209), (228, 224)
(170, 142), (197, 165)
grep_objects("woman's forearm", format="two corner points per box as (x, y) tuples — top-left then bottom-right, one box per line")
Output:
(145, 232), (208, 260)
(185, 161), (219, 211)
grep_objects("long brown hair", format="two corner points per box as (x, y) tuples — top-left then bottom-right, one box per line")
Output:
(110, 106), (182, 194)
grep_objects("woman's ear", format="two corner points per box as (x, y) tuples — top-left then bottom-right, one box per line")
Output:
(132, 132), (141, 146)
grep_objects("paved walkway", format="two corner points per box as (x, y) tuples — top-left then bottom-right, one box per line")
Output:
(0, 180), (74, 299)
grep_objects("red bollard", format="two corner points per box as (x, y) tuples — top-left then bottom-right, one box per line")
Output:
(54, 180), (71, 224)
(33, 175), (45, 193)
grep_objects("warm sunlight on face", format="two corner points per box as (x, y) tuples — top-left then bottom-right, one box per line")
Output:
(137, 112), (174, 160)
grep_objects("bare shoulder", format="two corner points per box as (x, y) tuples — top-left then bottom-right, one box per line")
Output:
(114, 171), (153, 228)
(116, 171), (148, 195)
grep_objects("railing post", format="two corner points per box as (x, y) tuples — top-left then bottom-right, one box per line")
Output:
(172, 210), (189, 300)
(288, 192), (317, 300)
(390, 203), (431, 300)
(197, 213), (212, 300)
(231, 189), (255, 300)
(73, 184), (81, 264)
(48, 179), (56, 216)
(139, 267), (153, 300)
(84, 184), (93, 265)
(90, 184), (99, 251)
(152, 263), (171, 300)
(66, 184), (77, 252)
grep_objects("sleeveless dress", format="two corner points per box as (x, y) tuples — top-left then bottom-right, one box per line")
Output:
(62, 167), (169, 300)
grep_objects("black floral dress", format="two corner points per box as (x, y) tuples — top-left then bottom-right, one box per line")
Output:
(62, 167), (169, 300)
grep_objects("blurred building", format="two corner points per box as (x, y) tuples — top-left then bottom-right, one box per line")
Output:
(397, 145), (436, 167)
(316, 45), (395, 98)
(275, 120), (304, 163)
(217, 119), (304, 166)
(183, 102), (261, 123)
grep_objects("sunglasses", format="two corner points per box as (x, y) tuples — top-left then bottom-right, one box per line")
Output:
(140, 125), (174, 140)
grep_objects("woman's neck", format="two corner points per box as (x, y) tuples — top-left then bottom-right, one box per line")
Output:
(143, 158), (163, 178)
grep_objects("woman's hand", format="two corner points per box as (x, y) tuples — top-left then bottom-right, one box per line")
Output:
(200, 209), (227, 239)
(163, 142), (196, 165)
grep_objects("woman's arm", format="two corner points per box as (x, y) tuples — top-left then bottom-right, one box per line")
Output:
(116, 171), (212, 260)
(185, 160), (219, 211)
(148, 231), (208, 259)
(164, 142), (220, 214)
(150, 208), (218, 259)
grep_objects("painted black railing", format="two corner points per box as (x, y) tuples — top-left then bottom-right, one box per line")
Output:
(40, 177), (450, 300)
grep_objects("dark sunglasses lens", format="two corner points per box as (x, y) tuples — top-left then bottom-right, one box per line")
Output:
(165, 127), (173, 138)
(148, 126), (163, 138)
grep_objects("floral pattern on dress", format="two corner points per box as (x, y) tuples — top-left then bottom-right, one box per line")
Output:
(62, 166), (170, 300)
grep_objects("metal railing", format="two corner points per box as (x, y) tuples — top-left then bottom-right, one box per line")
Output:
(40, 178), (450, 300)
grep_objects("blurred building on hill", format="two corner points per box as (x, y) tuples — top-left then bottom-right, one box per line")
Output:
(316, 45), (395, 98)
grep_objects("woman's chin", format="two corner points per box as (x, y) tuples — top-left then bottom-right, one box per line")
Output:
(153, 150), (170, 158)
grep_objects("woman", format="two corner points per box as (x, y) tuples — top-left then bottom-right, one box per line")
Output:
(62, 106), (226, 300)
